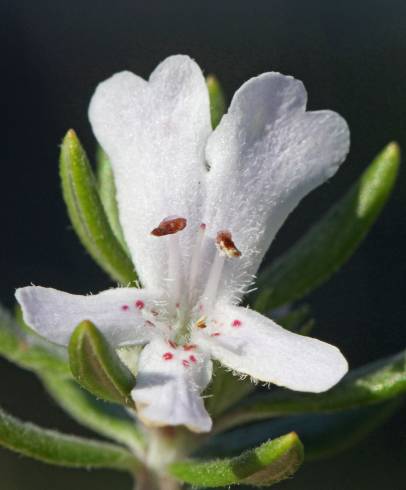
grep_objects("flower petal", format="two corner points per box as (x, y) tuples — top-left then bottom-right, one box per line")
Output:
(131, 338), (212, 432)
(195, 303), (348, 393)
(16, 286), (163, 347)
(88, 55), (212, 290)
(204, 72), (350, 301)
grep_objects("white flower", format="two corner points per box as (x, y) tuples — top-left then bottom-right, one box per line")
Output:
(16, 55), (350, 433)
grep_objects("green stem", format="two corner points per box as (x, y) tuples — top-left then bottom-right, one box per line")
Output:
(133, 426), (201, 489)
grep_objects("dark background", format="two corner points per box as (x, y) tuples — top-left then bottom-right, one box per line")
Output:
(1, 0), (406, 488)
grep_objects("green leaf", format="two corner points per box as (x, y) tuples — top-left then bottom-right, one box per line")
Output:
(42, 375), (144, 454)
(3, 306), (143, 455)
(254, 142), (400, 312)
(207, 75), (227, 129)
(68, 320), (135, 406)
(96, 146), (128, 250)
(60, 129), (136, 285)
(202, 400), (402, 462)
(0, 305), (70, 377)
(169, 432), (303, 487)
(0, 405), (139, 472)
(215, 349), (406, 432)
(297, 399), (402, 461)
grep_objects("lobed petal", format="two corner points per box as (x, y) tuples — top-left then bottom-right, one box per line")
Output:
(16, 286), (162, 347)
(204, 72), (350, 301)
(195, 303), (348, 393)
(89, 55), (212, 291)
(132, 338), (213, 432)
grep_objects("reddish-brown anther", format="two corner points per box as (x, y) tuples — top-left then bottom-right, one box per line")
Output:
(216, 230), (242, 257)
(183, 344), (197, 351)
(196, 317), (207, 329)
(151, 217), (187, 236)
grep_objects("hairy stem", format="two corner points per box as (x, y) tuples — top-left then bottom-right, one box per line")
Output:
(133, 426), (197, 489)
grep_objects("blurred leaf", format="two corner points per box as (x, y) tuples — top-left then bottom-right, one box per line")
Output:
(296, 399), (402, 461)
(202, 400), (402, 462)
(215, 349), (406, 432)
(0, 304), (70, 377)
(96, 146), (128, 250)
(207, 75), (227, 129)
(0, 405), (139, 472)
(60, 129), (136, 285)
(274, 303), (314, 334)
(254, 142), (400, 312)
(42, 375), (144, 453)
(169, 432), (303, 487)
(205, 362), (255, 418)
(68, 320), (135, 406)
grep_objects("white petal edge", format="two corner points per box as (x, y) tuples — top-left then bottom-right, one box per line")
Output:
(131, 338), (213, 432)
(203, 72), (350, 302)
(195, 303), (348, 393)
(15, 286), (163, 347)
(88, 55), (212, 291)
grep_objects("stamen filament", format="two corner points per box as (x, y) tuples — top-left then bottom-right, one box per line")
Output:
(151, 216), (187, 317)
(201, 250), (225, 311)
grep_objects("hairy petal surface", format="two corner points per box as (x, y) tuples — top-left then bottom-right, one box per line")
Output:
(89, 55), (212, 290)
(195, 303), (348, 393)
(204, 72), (350, 301)
(132, 338), (213, 432)
(16, 287), (162, 347)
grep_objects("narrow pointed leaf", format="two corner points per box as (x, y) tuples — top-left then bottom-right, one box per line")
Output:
(96, 146), (127, 249)
(169, 432), (303, 487)
(60, 129), (136, 285)
(254, 142), (400, 312)
(42, 375), (144, 453)
(68, 320), (135, 406)
(0, 406), (139, 471)
(207, 75), (227, 129)
(0, 304), (70, 377)
(215, 349), (406, 432)
(297, 399), (402, 461)
(203, 400), (402, 462)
